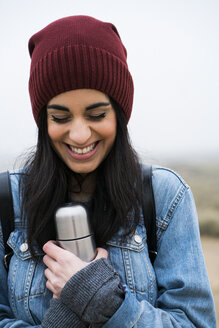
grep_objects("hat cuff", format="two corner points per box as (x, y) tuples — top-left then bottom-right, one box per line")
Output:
(29, 44), (134, 123)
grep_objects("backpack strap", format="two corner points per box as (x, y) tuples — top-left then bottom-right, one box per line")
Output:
(142, 165), (157, 265)
(0, 171), (14, 270)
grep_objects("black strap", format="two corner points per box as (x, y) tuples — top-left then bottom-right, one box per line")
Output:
(0, 171), (14, 270)
(142, 165), (157, 265)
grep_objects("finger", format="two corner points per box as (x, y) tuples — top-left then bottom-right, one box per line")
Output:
(44, 267), (57, 282)
(43, 240), (73, 261)
(94, 247), (108, 261)
(46, 279), (62, 298)
(46, 279), (58, 295)
(45, 268), (65, 293)
(43, 254), (59, 273)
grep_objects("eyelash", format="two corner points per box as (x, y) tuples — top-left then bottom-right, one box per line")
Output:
(51, 113), (106, 123)
(51, 116), (69, 123)
(88, 113), (106, 120)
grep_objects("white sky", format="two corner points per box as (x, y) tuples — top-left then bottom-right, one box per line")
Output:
(0, 0), (219, 168)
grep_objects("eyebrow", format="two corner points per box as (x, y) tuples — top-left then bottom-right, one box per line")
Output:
(85, 102), (110, 110)
(47, 104), (69, 111)
(47, 102), (110, 111)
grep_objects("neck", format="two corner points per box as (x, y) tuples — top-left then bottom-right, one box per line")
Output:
(69, 171), (96, 201)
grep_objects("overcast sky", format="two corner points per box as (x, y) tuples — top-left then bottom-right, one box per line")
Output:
(0, 0), (219, 169)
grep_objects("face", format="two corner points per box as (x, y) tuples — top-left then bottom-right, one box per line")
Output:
(47, 89), (117, 174)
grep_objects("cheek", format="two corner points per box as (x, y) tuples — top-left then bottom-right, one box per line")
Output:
(108, 125), (117, 142)
(103, 115), (117, 141)
(47, 125), (62, 142)
(102, 120), (117, 149)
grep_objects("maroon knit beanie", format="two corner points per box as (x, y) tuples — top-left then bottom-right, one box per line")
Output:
(28, 15), (134, 124)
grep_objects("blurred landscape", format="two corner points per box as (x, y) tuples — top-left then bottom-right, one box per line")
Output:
(165, 160), (219, 322)
(1, 155), (219, 321)
(167, 161), (219, 238)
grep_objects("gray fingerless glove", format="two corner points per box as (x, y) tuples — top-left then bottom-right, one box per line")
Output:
(41, 298), (86, 328)
(60, 258), (124, 327)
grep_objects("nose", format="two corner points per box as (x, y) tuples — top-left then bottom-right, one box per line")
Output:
(68, 119), (92, 145)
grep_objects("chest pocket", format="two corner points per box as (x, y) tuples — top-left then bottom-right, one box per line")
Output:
(7, 229), (47, 301)
(106, 224), (157, 304)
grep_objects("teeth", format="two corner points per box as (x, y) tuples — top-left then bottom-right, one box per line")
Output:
(70, 142), (96, 155)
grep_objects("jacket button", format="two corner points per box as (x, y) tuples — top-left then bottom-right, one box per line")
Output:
(20, 242), (28, 252)
(134, 234), (142, 244)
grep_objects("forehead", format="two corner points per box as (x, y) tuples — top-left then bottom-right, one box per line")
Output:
(47, 89), (109, 108)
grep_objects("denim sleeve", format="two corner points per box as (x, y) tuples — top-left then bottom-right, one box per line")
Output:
(101, 188), (217, 328)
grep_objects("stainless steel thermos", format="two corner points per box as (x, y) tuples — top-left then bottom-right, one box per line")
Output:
(55, 205), (96, 261)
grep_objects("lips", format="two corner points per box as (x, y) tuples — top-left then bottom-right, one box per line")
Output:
(68, 142), (97, 155)
(65, 141), (100, 160)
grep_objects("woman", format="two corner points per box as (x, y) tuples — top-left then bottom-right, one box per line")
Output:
(0, 15), (216, 327)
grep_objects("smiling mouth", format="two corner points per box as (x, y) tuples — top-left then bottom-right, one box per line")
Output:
(67, 142), (99, 155)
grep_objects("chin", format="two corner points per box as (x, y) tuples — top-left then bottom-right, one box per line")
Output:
(67, 163), (99, 175)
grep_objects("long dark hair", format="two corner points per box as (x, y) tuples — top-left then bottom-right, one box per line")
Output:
(20, 99), (143, 257)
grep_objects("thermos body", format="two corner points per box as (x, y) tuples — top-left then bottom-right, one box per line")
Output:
(55, 205), (96, 262)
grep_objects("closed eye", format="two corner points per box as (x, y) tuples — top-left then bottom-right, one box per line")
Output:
(51, 115), (70, 123)
(88, 113), (106, 120)
(51, 112), (106, 123)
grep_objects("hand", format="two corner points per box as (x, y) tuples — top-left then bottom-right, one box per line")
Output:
(43, 241), (108, 298)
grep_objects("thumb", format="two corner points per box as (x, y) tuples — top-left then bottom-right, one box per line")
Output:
(93, 247), (108, 261)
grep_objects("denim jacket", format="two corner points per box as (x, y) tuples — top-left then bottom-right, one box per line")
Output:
(0, 166), (216, 327)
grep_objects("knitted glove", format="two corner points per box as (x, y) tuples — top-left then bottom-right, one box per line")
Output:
(41, 298), (87, 328)
(60, 258), (124, 327)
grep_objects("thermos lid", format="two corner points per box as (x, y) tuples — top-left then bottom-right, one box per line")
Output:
(55, 205), (92, 240)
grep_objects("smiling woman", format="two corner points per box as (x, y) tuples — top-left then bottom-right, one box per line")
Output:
(47, 89), (117, 174)
(0, 15), (216, 328)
